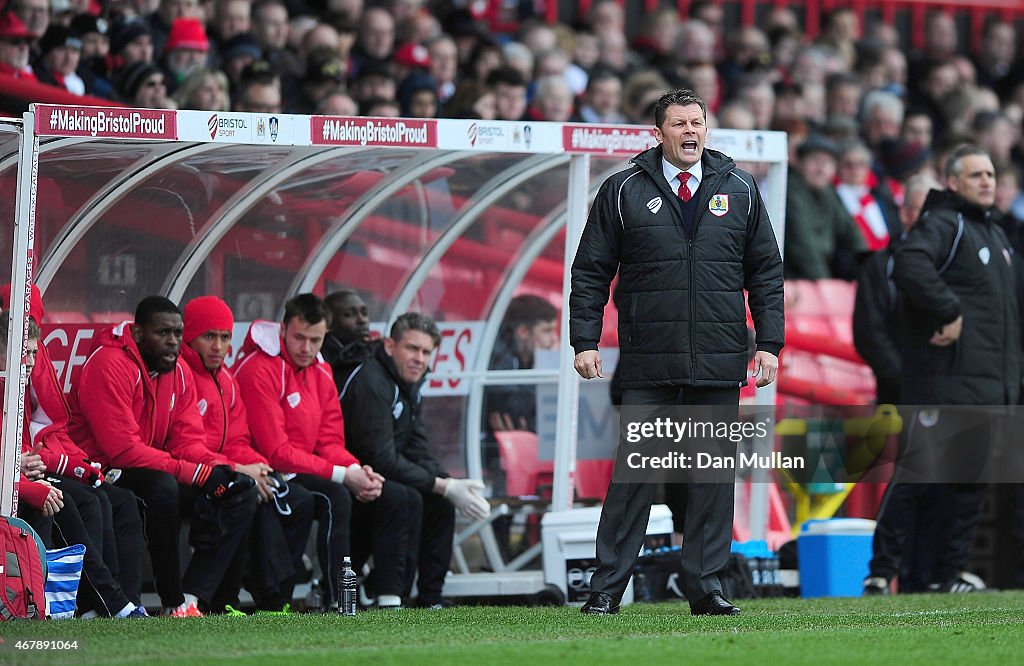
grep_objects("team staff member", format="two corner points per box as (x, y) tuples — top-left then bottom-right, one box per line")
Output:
(890, 145), (1020, 593)
(181, 295), (315, 612)
(68, 296), (257, 617)
(570, 88), (784, 616)
(341, 312), (490, 608)
(234, 294), (414, 609)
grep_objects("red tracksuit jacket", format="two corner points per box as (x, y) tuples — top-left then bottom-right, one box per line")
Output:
(67, 322), (230, 485)
(180, 343), (267, 466)
(232, 321), (358, 478)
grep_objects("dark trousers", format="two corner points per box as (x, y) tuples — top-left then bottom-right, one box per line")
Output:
(404, 490), (456, 605)
(56, 480), (140, 615)
(292, 474), (352, 605)
(351, 480), (418, 598)
(116, 468), (257, 608)
(62, 481), (144, 604)
(590, 386), (738, 603)
(245, 481), (315, 610)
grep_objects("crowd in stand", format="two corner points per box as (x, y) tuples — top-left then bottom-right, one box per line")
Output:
(2, 1), (1023, 271)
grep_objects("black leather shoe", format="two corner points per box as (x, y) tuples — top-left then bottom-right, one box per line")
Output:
(580, 591), (619, 615)
(690, 591), (741, 616)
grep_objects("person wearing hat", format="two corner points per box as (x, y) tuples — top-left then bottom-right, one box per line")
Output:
(292, 44), (345, 114)
(34, 23), (86, 94)
(161, 16), (210, 93)
(115, 59), (175, 107)
(181, 296), (315, 613)
(0, 11), (38, 81)
(349, 59), (395, 107)
(110, 15), (153, 68)
(219, 31), (261, 89)
(8, 0), (49, 40)
(784, 133), (866, 279)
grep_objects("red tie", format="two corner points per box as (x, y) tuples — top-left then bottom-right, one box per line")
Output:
(677, 172), (692, 202)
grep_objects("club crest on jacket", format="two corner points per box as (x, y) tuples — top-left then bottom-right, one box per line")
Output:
(709, 194), (729, 217)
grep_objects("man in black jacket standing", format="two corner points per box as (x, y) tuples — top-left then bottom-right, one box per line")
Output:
(884, 145), (1020, 593)
(570, 88), (785, 615)
(340, 312), (490, 608)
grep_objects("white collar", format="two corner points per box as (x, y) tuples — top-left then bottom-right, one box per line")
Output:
(662, 157), (703, 190)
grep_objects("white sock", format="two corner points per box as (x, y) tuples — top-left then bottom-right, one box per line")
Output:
(115, 602), (136, 618)
(377, 595), (401, 607)
(183, 593), (199, 608)
(79, 610), (99, 620)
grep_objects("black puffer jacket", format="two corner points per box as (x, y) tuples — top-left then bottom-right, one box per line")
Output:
(339, 344), (447, 492)
(893, 189), (1021, 405)
(570, 146), (785, 389)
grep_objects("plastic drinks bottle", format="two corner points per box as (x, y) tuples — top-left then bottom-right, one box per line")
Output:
(339, 557), (357, 616)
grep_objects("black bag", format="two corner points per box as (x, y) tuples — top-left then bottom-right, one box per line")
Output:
(633, 549), (759, 602)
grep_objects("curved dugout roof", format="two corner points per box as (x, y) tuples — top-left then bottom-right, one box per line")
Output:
(2, 106), (788, 526)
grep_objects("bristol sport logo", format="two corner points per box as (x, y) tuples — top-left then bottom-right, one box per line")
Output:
(647, 197), (663, 214)
(208, 114), (218, 140)
(468, 122), (477, 146)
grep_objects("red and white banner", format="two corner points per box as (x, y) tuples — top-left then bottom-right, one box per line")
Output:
(561, 124), (657, 156)
(311, 116), (438, 147)
(35, 105), (177, 140)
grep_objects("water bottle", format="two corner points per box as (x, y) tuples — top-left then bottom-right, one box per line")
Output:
(305, 578), (325, 614)
(339, 557), (357, 616)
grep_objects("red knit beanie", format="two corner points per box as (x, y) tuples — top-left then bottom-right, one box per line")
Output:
(165, 17), (210, 52)
(0, 283), (46, 324)
(183, 296), (234, 344)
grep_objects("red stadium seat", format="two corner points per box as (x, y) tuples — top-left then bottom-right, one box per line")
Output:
(574, 459), (613, 502)
(817, 279), (857, 316)
(495, 431), (553, 498)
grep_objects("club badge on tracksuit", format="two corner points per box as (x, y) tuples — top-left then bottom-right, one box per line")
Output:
(709, 194), (729, 217)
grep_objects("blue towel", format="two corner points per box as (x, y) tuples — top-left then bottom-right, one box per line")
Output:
(45, 544), (85, 620)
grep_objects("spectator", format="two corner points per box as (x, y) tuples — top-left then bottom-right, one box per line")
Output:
(0, 12), (37, 81)
(361, 96), (400, 116)
(825, 72), (862, 120)
(110, 16), (154, 68)
(528, 74), (574, 122)
(397, 71), (439, 117)
(317, 90), (358, 115)
(212, 0), (251, 46)
(487, 65), (527, 121)
(349, 60), (395, 106)
(340, 312), (490, 608)
(577, 67), (625, 124)
(444, 79), (494, 119)
(234, 293), (413, 609)
(234, 66), (282, 112)
(293, 45), (346, 113)
(219, 32), (262, 90)
(901, 108), (934, 151)
(500, 40), (532, 82)
(67, 296), (258, 617)
(181, 296), (315, 613)
(351, 5), (394, 72)
(426, 33), (457, 102)
(835, 140), (901, 251)
(975, 21), (1016, 93)
(115, 60), (176, 108)
(162, 17), (210, 93)
(148, 0), (203, 57)
(784, 134), (866, 279)
(861, 89), (904, 151)
(173, 67), (230, 110)
(392, 41), (430, 83)
(33, 23), (83, 93)
(9, 0), (48, 39)
(252, 0), (300, 79)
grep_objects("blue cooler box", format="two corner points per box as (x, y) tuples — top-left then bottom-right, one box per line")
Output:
(797, 518), (876, 597)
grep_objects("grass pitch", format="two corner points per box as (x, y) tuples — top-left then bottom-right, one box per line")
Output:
(2, 592), (1023, 665)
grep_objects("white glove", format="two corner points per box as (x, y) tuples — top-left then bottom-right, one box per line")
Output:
(443, 478), (490, 521)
